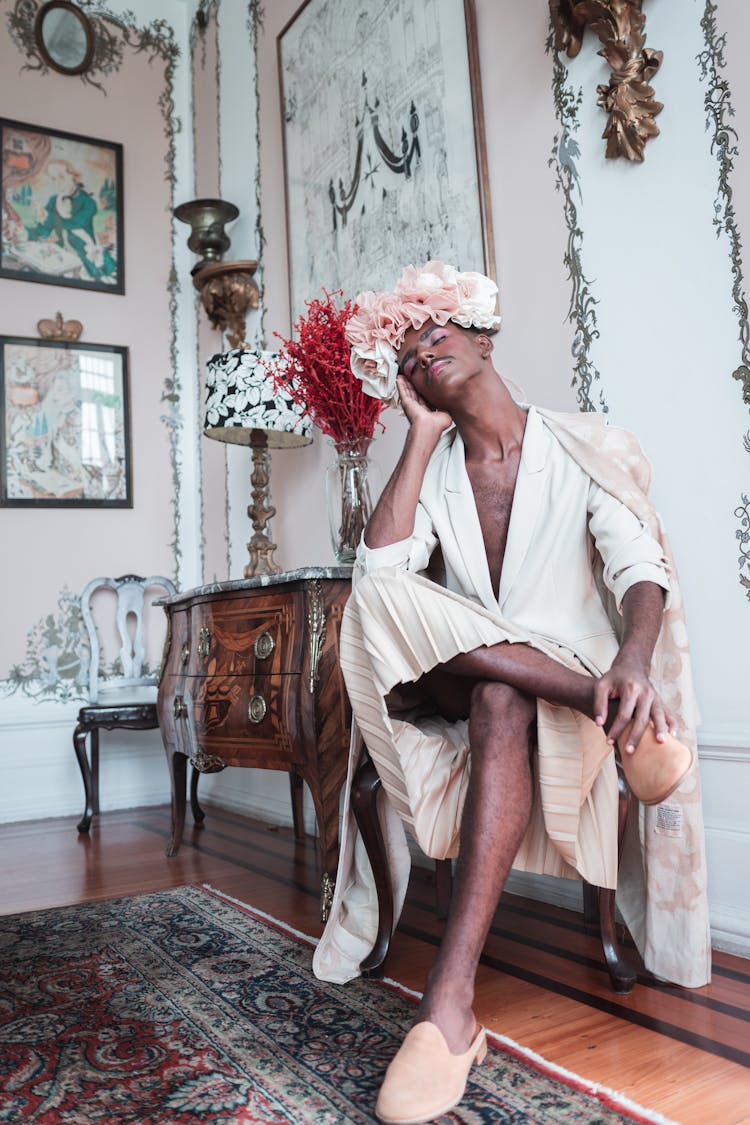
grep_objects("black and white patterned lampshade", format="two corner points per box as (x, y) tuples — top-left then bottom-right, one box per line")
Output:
(204, 348), (312, 448)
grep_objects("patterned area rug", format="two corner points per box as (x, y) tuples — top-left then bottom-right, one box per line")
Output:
(0, 885), (673, 1124)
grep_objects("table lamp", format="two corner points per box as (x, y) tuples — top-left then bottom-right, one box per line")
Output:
(204, 348), (312, 577)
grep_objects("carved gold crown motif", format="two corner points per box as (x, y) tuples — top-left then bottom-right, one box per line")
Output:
(37, 312), (84, 342)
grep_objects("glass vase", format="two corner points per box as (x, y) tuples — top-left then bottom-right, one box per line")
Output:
(325, 437), (380, 563)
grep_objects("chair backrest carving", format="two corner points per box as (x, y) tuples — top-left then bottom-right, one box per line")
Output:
(81, 574), (177, 703)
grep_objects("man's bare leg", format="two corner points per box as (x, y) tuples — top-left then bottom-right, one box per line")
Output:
(441, 640), (598, 718)
(415, 680), (536, 1053)
(410, 642), (603, 1055)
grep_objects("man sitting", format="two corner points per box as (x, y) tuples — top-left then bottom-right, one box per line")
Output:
(313, 261), (710, 1125)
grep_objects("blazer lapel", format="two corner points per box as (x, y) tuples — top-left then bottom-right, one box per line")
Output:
(497, 406), (551, 610)
(444, 433), (498, 611)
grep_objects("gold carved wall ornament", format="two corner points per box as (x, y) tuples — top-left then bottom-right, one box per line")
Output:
(37, 311), (83, 341)
(549, 0), (663, 162)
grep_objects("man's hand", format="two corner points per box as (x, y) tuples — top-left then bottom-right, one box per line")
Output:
(397, 374), (452, 441)
(593, 654), (675, 755)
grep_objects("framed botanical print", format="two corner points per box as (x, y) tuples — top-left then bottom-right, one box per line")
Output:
(0, 118), (124, 293)
(277, 0), (494, 320)
(0, 336), (132, 506)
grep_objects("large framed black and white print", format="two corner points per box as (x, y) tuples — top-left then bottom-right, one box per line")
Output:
(278, 0), (494, 320)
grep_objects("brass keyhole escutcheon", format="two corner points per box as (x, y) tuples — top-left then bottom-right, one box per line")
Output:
(248, 694), (267, 723)
(197, 627), (211, 659)
(173, 695), (187, 719)
(254, 631), (275, 660)
(180, 642), (190, 666)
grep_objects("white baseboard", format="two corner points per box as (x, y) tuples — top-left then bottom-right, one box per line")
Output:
(710, 905), (750, 957)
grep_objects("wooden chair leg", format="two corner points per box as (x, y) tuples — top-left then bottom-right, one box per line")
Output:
(90, 728), (100, 815)
(582, 881), (599, 926)
(165, 751), (187, 858)
(73, 723), (95, 833)
(593, 762), (637, 993)
(598, 886), (636, 993)
(351, 754), (393, 979)
(435, 858), (453, 919)
(189, 766), (205, 826)
(289, 769), (305, 840)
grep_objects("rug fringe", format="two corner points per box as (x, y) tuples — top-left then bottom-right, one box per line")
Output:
(198, 883), (677, 1125)
(483, 1029), (680, 1125)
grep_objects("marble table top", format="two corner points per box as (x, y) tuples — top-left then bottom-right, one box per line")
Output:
(155, 566), (354, 606)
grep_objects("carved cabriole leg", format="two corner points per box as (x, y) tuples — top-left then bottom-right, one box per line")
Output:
(90, 728), (100, 815)
(352, 753), (393, 978)
(73, 723), (95, 833)
(304, 578), (344, 920)
(189, 766), (204, 827)
(166, 752), (187, 858)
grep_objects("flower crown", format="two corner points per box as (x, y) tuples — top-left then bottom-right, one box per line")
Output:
(345, 260), (501, 405)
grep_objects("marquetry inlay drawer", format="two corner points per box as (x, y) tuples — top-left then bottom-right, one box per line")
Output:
(183, 595), (301, 677)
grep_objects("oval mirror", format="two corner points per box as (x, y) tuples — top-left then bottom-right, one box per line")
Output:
(34, 1), (94, 75)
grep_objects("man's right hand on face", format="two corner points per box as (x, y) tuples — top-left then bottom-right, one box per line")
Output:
(397, 374), (453, 442)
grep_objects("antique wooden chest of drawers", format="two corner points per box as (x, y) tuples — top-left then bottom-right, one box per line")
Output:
(157, 568), (352, 917)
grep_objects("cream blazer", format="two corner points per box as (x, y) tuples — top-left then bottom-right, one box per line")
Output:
(358, 405), (670, 672)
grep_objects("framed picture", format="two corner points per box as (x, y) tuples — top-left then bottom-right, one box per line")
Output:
(277, 0), (494, 320)
(0, 336), (132, 507)
(0, 118), (124, 293)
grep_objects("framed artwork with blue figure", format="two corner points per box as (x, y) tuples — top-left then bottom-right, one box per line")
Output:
(0, 118), (124, 293)
(0, 336), (132, 507)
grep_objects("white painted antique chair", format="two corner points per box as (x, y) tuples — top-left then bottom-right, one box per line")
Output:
(72, 574), (200, 832)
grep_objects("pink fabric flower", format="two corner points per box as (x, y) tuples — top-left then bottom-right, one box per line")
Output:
(345, 261), (501, 405)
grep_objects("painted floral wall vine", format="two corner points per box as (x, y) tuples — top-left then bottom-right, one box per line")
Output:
(547, 38), (608, 414)
(189, 0), (222, 585)
(1, 589), (88, 702)
(248, 0), (265, 349)
(698, 0), (750, 598)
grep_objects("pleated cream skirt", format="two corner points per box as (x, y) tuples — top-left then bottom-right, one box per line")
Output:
(340, 568), (619, 889)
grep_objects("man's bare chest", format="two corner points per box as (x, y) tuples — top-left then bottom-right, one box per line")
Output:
(466, 455), (521, 595)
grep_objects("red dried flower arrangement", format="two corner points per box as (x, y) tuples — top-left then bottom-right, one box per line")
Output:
(271, 289), (384, 445)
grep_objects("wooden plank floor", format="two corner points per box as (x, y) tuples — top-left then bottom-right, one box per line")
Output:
(1, 804), (748, 1124)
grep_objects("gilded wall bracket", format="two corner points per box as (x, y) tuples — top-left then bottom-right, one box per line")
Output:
(549, 0), (663, 162)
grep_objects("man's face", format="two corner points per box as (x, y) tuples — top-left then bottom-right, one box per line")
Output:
(48, 163), (76, 195)
(396, 320), (488, 408)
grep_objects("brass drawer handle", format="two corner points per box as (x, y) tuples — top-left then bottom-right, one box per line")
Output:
(180, 642), (190, 666)
(248, 694), (267, 724)
(197, 627), (211, 660)
(173, 695), (187, 719)
(254, 631), (275, 660)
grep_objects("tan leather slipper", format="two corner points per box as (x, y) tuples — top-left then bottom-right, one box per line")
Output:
(375, 1021), (487, 1125)
(618, 722), (694, 805)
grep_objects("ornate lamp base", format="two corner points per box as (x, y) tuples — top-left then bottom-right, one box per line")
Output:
(244, 431), (281, 578)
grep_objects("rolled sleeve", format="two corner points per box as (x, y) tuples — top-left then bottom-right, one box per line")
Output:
(356, 502), (437, 576)
(588, 482), (671, 612)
